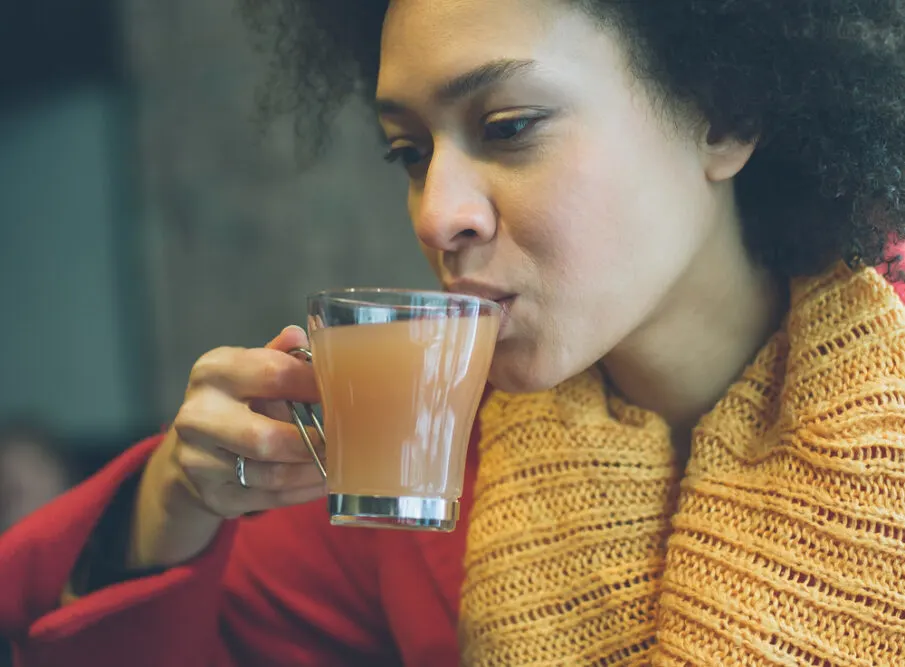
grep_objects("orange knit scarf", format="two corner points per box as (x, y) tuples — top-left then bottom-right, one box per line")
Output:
(459, 263), (905, 666)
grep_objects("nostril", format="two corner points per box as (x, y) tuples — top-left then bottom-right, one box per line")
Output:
(458, 229), (479, 239)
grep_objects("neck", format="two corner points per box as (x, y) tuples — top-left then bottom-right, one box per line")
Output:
(602, 211), (787, 437)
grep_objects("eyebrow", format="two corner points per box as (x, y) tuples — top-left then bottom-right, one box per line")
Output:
(376, 58), (538, 116)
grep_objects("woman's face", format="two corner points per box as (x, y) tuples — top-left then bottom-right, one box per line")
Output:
(377, 0), (752, 393)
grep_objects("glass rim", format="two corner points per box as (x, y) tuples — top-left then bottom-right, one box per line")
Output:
(307, 287), (503, 313)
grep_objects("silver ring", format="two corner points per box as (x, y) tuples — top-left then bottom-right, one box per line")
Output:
(235, 455), (249, 489)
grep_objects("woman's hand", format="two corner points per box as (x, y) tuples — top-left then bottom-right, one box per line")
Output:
(128, 326), (325, 569)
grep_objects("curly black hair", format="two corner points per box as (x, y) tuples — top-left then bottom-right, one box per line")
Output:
(239, 0), (905, 278)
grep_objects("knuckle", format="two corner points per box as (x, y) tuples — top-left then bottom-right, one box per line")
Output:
(270, 463), (298, 488)
(258, 354), (290, 393)
(172, 399), (208, 444)
(242, 420), (276, 459)
(175, 449), (209, 488)
(173, 441), (194, 472)
(250, 460), (308, 491)
(189, 347), (236, 388)
(258, 463), (282, 489)
(172, 409), (197, 444)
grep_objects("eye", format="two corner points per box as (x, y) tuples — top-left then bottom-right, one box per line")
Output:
(482, 115), (540, 142)
(383, 145), (427, 167)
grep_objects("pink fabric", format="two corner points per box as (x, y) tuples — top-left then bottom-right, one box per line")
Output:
(877, 237), (905, 301)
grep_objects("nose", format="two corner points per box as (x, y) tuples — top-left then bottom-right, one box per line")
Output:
(410, 146), (496, 252)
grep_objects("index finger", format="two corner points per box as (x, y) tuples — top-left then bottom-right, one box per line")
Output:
(192, 346), (318, 403)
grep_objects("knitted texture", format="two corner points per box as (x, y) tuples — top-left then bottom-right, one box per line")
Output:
(459, 263), (905, 666)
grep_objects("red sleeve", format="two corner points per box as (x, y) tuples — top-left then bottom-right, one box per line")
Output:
(878, 237), (905, 302)
(0, 435), (396, 667)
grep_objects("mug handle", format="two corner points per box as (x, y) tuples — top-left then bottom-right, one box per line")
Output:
(286, 347), (328, 481)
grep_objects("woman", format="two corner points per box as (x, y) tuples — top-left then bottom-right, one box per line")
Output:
(2, 1), (904, 665)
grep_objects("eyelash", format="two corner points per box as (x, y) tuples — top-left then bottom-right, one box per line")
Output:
(383, 145), (423, 167)
(383, 115), (543, 167)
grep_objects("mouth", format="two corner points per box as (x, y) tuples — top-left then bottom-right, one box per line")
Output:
(444, 280), (511, 301)
(443, 280), (517, 338)
(493, 296), (516, 339)
(493, 294), (516, 316)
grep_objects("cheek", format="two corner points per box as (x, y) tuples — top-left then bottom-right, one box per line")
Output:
(490, 120), (713, 385)
(501, 142), (650, 293)
(598, 110), (712, 252)
(509, 122), (709, 298)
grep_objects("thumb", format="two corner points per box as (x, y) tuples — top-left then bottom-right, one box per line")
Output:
(266, 325), (310, 353)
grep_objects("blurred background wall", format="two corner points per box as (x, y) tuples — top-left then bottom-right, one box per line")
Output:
(0, 0), (435, 456)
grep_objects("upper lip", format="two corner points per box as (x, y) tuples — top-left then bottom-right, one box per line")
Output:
(444, 279), (515, 303)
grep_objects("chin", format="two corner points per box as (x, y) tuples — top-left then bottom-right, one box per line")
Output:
(486, 343), (568, 395)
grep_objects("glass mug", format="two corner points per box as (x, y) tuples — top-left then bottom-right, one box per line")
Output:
(285, 288), (501, 532)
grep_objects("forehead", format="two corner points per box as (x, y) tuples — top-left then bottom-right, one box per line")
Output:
(378, 0), (607, 97)
(382, 0), (552, 45)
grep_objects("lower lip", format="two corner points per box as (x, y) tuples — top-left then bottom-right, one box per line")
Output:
(493, 296), (516, 339)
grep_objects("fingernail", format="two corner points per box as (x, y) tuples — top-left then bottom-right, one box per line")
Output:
(283, 325), (306, 334)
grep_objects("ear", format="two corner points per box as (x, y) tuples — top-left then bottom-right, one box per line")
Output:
(700, 130), (757, 183)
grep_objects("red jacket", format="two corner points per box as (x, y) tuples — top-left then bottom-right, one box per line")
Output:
(0, 427), (481, 667)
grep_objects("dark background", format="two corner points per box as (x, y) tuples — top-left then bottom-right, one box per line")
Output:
(1, 1), (434, 661)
